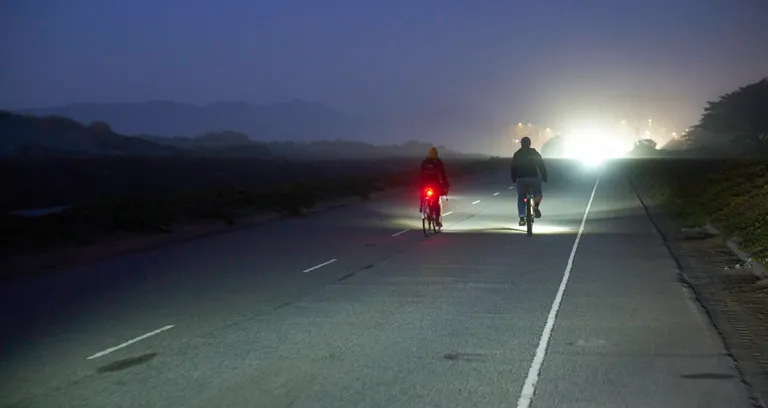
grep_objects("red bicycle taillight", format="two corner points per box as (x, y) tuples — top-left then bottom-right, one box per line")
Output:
(426, 189), (433, 197)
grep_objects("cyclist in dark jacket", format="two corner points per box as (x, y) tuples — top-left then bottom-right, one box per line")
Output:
(420, 147), (450, 227)
(511, 137), (548, 226)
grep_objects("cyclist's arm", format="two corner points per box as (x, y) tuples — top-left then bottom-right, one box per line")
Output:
(438, 160), (449, 186)
(510, 152), (518, 182)
(535, 151), (548, 182)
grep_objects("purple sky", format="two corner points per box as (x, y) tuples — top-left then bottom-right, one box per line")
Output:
(3, 0), (767, 132)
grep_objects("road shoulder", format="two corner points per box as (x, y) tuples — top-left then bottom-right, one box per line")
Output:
(630, 178), (768, 408)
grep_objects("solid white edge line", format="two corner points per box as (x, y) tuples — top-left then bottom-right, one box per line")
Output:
(493, 192), (500, 196)
(86, 325), (175, 360)
(515, 176), (600, 408)
(302, 258), (337, 273)
(472, 200), (481, 204)
(443, 211), (454, 216)
(392, 229), (410, 237)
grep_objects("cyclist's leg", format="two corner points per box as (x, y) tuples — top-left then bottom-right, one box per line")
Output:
(419, 182), (427, 212)
(419, 190), (423, 213)
(438, 185), (444, 215)
(436, 196), (443, 227)
(531, 177), (543, 218)
(516, 178), (528, 224)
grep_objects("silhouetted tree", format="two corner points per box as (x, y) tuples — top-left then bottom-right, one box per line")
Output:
(541, 135), (566, 157)
(681, 127), (726, 149)
(697, 78), (768, 151)
(661, 137), (688, 150)
(629, 138), (658, 157)
(635, 138), (657, 149)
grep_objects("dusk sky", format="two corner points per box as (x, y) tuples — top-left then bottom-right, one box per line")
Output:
(3, 0), (767, 137)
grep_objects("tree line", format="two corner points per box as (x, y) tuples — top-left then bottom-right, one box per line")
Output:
(680, 77), (768, 154)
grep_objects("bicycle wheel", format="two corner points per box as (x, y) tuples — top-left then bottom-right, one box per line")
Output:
(429, 205), (437, 234)
(526, 190), (534, 237)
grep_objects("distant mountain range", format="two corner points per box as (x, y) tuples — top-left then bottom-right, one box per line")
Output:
(0, 110), (475, 159)
(1, 111), (182, 157)
(17, 99), (504, 154)
(19, 99), (369, 142)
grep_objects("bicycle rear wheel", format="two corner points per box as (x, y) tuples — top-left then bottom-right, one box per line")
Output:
(429, 205), (438, 235)
(526, 191), (534, 237)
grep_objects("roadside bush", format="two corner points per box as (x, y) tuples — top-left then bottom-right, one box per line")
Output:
(630, 158), (768, 265)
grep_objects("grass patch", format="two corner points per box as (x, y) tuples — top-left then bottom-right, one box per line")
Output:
(628, 157), (768, 265)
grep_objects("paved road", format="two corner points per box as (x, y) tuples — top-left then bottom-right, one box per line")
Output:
(0, 161), (754, 408)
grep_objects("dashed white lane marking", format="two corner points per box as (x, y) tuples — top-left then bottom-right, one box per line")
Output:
(443, 211), (454, 216)
(509, 186), (515, 189)
(392, 229), (409, 237)
(493, 192), (500, 196)
(472, 200), (481, 204)
(87, 325), (175, 360)
(515, 176), (600, 408)
(302, 258), (337, 273)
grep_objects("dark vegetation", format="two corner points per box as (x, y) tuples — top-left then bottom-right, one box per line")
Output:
(629, 78), (768, 265)
(629, 139), (658, 157)
(0, 110), (499, 255)
(1, 156), (457, 211)
(1, 157), (501, 254)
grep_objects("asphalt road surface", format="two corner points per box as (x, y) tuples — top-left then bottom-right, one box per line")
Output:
(0, 161), (755, 408)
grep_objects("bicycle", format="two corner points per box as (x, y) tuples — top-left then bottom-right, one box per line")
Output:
(421, 187), (444, 236)
(523, 186), (534, 237)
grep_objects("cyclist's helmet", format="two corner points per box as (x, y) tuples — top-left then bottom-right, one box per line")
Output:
(520, 137), (532, 148)
(428, 147), (439, 158)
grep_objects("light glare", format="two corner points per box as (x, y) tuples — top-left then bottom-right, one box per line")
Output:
(562, 127), (630, 166)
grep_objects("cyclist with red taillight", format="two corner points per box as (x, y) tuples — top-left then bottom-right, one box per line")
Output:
(419, 147), (450, 228)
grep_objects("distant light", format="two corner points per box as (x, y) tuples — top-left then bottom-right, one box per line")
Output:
(517, 123), (523, 126)
(672, 132), (677, 136)
(620, 120), (626, 124)
(648, 119), (652, 122)
(545, 128), (551, 132)
(527, 123), (532, 127)
(563, 127), (630, 165)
